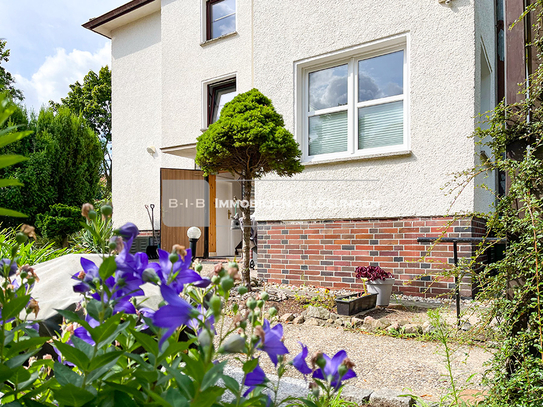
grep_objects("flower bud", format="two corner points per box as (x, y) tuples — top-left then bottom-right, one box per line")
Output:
(316, 354), (326, 370)
(238, 286), (248, 296)
(309, 382), (320, 398)
(198, 329), (213, 349)
(268, 307), (278, 317)
(211, 276), (220, 285)
(247, 299), (257, 310)
(88, 210), (97, 220)
(338, 364), (348, 378)
(15, 232), (28, 245)
(219, 334), (246, 353)
(239, 320), (247, 329)
(108, 241), (117, 251)
(260, 292), (269, 301)
(101, 205), (113, 217)
(27, 299), (40, 317)
(221, 277), (234, 292)
(20, 270), (28, 279)
(142, 268), (160, 284)
(169, 253), (179, 264)
(232, 303), (239, 313)
(257, 300), (264, 309)
(194, 262), (203, 273)
(81, 203), (94, 219)
(209, 295), (222, 317)
(20, 224), (36, 240)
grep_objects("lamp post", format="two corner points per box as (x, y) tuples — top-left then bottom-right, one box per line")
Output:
(187, 226), (202, 262)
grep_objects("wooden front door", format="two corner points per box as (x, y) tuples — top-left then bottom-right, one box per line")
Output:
(160, 168), (215, 258)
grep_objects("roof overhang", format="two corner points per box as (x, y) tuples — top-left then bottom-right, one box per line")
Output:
(83, 0), (160, 39)
(161, 143), (198, 159)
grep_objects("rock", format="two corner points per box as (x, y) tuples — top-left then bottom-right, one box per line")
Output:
(280, 313), (295, 322)
(329, 313), (338, 320)
(364, 315), (376, 325)
(292, 315), (305, 325)
(306, 306), (331, 320)
(340, 387), (373, 404)
(387, 322), (400, 333)
(305, 318), (322, 326)
(398, 319), (410, 326)
(265, 288), (288, 302)
(334, 319), (344, 326)
(351, 317), (364, 328)
(387, 303), (407, 310)
(325, 318), (335, 325)
(461, 321), (472, 331)
(403, 324), (422, 335)
(422, 321), (435, 334)
(369, 388), (413, 407)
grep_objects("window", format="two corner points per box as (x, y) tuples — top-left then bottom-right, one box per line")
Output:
(206, 0), (236, 41)
(301, 43), (407, 161)
(208, 79), (237, 126)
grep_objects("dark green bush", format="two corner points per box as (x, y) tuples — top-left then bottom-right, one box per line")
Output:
(36, 203), (83, 245)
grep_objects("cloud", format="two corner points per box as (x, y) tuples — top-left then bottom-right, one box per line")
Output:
(14, 43), (110, 113)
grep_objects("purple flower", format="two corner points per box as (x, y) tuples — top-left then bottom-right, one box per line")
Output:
(72, 257), (100, 293)
(0, 259), (17, 277)
(187, 304), (215, 334)
(149, 249), (209, 293)
(152, 284), (196, 348)
(292, 342), (312, 375)
(257, 320), (289, 366)
(243, 361), (267, 397)
(312, 350), (356, 389)
(115, 222), (139, 249)
(73, 327), (95, 346)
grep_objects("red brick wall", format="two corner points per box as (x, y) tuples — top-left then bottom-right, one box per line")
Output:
(257, 216), (486, 298)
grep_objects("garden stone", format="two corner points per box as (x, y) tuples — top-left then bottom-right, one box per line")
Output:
(306, 306), (330, 320)
(422, 321), (435, 334)
(280, 313), (295, 322)
(398, 319), (410, 327)
(387, 322), (400, 333)
(326, 318), (335, 325)
(403, 324), (422, 334)
(305, 318), (322, 326)
(292, 315), (305, 324)
(351, 317), (364, 328)
(461, 321), (472, 331)
(340, 387), (373, 403)
(334, 319), (344, 326)
(369, 388), (413, 407)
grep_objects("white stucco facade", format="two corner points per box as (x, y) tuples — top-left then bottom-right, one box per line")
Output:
(100, 0), (497, 229)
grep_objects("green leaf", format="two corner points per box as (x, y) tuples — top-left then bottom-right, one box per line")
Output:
(98, 256), (117, 281)
(201, 361), (226, 392)
(242, 358), (259, 374)
(131, 329), (159, 356)
(0, 155), (28, 170)
(221, 375), (239, 394)
(0, 130), (32, 149)
(112, 391), (138, 407)
(157, 339), (194, 364)
(8, 365), (30, 384)
(5, 349), (39, 369)
(53, 341), (90, 371)
(55, 309), (85, 325)
(95, 320), (130, 349)
(165, 367), (195, 399)
(133, 369), (159, 383)
(163, 388), (189, 407)
(70, 335), (94, 359)
(0, 179), (22, 188)
(0, 363), (13, 382)
(104, 381), (145, 402)
(190, 386), (225, 407)
(6, 337), (49, 358)
(0, 208), (26, 218)
(2, 294), (30, 321)
(88, 350), (124, 371)
(53, 384), (95, 407)
(85, 299), (102, 322)
(53, 361), (83, 387)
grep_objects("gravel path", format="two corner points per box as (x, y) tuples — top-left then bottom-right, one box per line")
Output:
(222, 321), (492, 402)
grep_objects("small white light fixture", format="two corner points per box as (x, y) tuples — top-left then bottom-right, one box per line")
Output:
(147, 146), (157, 155)
(438, 0), (453, 4)
(187, 226), (202, 240)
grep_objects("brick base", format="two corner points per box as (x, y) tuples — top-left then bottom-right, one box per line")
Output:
(257, 217), (486, 298)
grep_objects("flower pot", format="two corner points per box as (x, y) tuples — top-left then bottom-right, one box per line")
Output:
(336, 293), (377, 316)
(366, 278), (395, 307)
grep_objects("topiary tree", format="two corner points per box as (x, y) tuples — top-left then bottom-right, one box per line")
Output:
(196, 89), (304, 287)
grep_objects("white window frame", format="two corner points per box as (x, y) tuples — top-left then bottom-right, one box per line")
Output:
(200, 0), (237, 44)
(201, 73), (237, 131)
(295, 34), (410, 163)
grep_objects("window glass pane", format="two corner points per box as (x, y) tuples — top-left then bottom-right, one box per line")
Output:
(308, 64), (348, 111)
(309, 111), (348, 156)
(211, 0), (236, 38)
(211, 84), (237, 123)
(358, 101), (403, 149)
(358, 51), (403, 102)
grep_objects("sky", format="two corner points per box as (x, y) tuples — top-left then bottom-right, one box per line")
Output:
(0, 0), (127, 113)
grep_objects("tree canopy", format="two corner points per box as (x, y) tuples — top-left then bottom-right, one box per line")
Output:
(0, 40), (23, 102)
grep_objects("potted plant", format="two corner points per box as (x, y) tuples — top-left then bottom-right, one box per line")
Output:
(335, 281), (377, 316)
(355, 265), (395, 307)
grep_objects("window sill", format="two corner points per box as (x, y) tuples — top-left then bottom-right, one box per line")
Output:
(302, 149), (412, 166)
(200, 31), (238, 46)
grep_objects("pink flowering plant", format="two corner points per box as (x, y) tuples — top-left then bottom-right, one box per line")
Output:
(0, 205), (357, 406)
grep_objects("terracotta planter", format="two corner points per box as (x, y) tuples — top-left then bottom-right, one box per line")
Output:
(366, 278), (395, 307)
(336, 293), (377, 316)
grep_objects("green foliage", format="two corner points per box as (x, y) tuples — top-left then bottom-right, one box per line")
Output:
(0, 40), (23, 102)
(59, 66), (112, 194)
(196, 88), (304, 179)
(36, 204), (83, 245)
(0, 106), (102, 227)
(0, 227), (80, 265)
(75, 202), (113, 254)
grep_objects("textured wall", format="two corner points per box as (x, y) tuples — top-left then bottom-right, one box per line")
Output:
(252, 0), (489, 222)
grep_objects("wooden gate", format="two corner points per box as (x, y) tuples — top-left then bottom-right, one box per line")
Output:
(160, 168), (216, 258)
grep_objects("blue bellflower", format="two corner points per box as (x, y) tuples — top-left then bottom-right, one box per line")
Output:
(257, 320), (289, 366)
(312, 350), (356, 389)
(243, 361), (267, 397)
(292, 342), (312, 375)
(149, 249), (209, 293)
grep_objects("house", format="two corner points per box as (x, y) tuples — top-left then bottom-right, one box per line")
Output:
(84, 0), (501, 297)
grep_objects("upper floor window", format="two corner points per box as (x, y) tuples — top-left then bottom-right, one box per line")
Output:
(206, 0), (236, 40)
(208, 79), (237, 126)
(300, 42), (408, 162)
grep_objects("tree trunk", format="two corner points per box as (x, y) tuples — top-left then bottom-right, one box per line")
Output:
(241, 178), (252, 290)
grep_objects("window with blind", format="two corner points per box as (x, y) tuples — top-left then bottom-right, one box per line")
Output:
(304, 47), (407, 160)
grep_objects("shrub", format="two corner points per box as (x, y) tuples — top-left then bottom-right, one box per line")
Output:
(36, 204), (82, 246)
